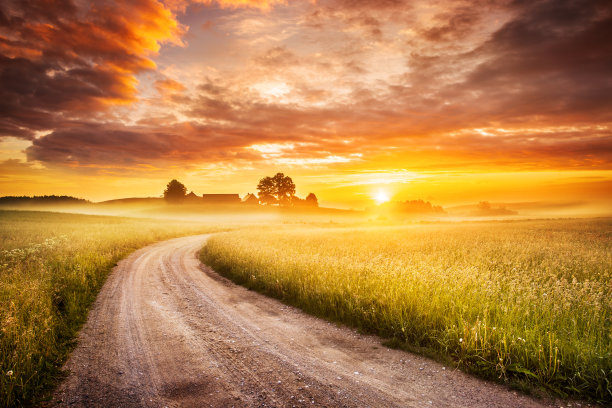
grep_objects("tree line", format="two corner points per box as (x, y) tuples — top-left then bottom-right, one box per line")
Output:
(0, 195), (90, 205)
(163, 173), (318, 207)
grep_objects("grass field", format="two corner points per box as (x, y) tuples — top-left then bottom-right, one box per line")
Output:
(201, 219), (612, 402)
(2, 211), (610, 405)
(0, 210), (222, 407)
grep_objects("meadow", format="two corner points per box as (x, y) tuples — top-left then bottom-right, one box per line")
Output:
(0, 210), (222, 407)
(2, 210), (610, 405)
(201, 219), (612, 402)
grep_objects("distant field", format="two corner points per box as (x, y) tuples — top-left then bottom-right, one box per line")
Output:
(0, 211), (222, 407)
(201, 219), (612, 402)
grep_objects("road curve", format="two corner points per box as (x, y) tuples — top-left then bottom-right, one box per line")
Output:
(53, 234), (555, 408)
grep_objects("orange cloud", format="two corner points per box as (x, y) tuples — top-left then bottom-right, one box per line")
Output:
(209, 0), (287, 9)
(165, 0), (287, 12)
(0, 0), (185, 138)
(155, 78), (187, 97)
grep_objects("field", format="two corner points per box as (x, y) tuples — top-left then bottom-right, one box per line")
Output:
(0, 211), (222, 407)
(201, 219), (612, 402)
(2, 211), (610, 406)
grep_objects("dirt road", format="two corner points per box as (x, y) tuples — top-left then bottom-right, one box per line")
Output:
(53, 234), (557, 407)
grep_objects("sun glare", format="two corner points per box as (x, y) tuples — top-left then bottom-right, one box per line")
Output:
(374, 190), (390, 205)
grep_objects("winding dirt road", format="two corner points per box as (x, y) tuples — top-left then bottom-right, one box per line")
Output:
(53, 234), (558, 408)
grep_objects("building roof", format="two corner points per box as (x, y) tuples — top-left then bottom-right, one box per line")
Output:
(202, 194), (241, 202)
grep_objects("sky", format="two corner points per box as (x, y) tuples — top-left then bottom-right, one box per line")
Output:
(0, 0), (611, 209)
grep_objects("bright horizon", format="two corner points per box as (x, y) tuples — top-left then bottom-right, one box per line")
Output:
(1, 0), (611, 211)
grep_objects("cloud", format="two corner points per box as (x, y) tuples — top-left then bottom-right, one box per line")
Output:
(25, 122), (258, 166)
(0, 158), (41, 176)
(303, 0), (410, 41)
(0, 0), (185, 139)
(420, 4), (484, 42)
(166, 0), (287, 12)
(208, 0), (286, 9)
(155, 78), (187, 96)
(3, 0), (612, 176)
(254, 46), (299, 67)
(450, 0), (612, 123)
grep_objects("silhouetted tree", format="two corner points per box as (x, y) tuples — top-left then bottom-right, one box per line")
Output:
(478, 201), (491, 210)
(257, 177), (277, 205)
(164, 179), (187, 203)
(0, 196), (89, 206)
(272, 173), (296, 205)
(305, 193), (318, 207)
(257, 173), (296, 206)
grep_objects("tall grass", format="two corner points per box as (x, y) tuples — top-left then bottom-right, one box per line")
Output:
(0, 210), (220, 407)
(201, 219), (612, 402)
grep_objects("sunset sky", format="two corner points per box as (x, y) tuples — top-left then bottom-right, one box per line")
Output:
(1, 0), (611, 209)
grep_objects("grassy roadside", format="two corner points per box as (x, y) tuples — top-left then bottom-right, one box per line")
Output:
(0, 210), (223, 407)
(200, 219), (612, 403)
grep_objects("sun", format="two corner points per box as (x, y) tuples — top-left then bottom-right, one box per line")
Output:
(374, 190), (390, 205)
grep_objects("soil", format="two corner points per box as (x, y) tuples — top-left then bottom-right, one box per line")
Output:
(52, 234), (569, 407)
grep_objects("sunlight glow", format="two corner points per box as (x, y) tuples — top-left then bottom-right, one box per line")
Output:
(374, 190), (390, 205)
(250, 143), (295, 154)
(252, 81), (292, 101)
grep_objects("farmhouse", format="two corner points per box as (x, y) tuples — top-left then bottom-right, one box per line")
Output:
(202, 194), (241, 204)
(184, 191), (200, 203)
(242, 193), (259, 205)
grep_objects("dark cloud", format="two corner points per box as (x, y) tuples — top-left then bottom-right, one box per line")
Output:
(25, 122), (259, 166)
(421, 5), (483, 42)
(254, 46), (299, 67)
(395, 0), (612, 131)
(0, 0), (183, 139)
(459, 0), (612, 123)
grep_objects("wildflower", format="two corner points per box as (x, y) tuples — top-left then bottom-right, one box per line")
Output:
(459, 338), (463, 343)
(6, 370), (13, 376)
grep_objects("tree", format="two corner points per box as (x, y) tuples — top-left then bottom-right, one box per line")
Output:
(257, 173), (296, 206)
(305, 193), (318, 207)
(257, 177), (277, 205)
(272, 173), (296, 205)
(164, 179), (187, 203)
(477, 201), (491, 210)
